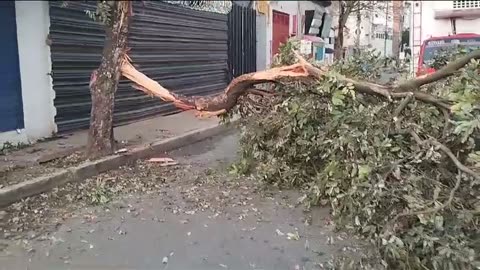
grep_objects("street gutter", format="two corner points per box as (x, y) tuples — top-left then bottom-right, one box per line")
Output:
(0, 120), (238, 207)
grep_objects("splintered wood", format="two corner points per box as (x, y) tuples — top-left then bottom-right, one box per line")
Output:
(119, 53), (313, 117)
(148, 157), (178, 167)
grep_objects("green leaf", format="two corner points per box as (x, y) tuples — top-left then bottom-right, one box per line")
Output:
(358, 165), (371, 179)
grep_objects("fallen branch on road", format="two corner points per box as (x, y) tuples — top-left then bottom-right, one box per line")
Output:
(217, 43), (480, 269)
(119, 48), (480, 117)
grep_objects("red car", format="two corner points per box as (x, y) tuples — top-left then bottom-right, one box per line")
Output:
(416, 33), (480, 77)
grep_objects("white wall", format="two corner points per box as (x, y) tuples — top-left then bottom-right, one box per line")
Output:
(342, 3), (394, 57)
(371, 36), (393, 56)
(0, 1), (56, 145)
(419, 1), (480, 41)
(258, 1), (330, 67)
(256, 13), (267, 71)
(410, 0), (480, 73)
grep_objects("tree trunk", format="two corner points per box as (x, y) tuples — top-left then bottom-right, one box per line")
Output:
(391, 0), (402, 60)
(334, 4), (347, 60)
(87, 2), (131, 159)
(354, 9), (361, 55)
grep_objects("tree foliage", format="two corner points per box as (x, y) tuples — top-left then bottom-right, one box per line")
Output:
(228, 41), (480, 269)
(333, 0), (380, 59)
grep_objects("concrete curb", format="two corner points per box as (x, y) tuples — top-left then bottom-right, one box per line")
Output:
(0, 120), (238, 207)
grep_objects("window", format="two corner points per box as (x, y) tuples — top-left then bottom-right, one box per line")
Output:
(453, 0), (480, 9)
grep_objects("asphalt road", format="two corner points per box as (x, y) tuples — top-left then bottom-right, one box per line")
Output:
(0, 132), (361, 270)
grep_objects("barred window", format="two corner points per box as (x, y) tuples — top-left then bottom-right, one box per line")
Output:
(453, 0), (480, 9)
(161, 0), (232, 14)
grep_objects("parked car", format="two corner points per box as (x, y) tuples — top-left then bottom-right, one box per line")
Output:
(416, 33), (480, 77)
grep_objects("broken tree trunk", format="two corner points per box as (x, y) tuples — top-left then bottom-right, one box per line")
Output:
(119, 49), (480, 118)
(120, 56), (313, 117)
(87, 1), (131, 159)
(334, 2), (348, 60)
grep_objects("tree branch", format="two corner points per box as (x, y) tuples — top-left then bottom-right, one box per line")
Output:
(393, 94), (413, 131)
(119, 49), (480, 117)
(297, 50), (480, 111)
(396, 173), (462, 218)
(120, 54), (310, 114)
(246, 88), (278, 97)
(394, 49), (480, 91)
(388, 130), (480, 221)
(429, 138), (480, 181)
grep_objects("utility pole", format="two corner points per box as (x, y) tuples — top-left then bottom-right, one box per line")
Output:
(384, 1), (389, 58)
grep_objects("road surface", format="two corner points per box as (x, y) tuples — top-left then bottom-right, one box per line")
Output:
(0, 131), (361, 270)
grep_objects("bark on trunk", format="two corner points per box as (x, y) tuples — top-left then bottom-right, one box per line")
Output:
(87, 2), (131, 159)
(392, 0), (402, 60)
(354, 9), (361, 55)
(334, 6), (347, 60)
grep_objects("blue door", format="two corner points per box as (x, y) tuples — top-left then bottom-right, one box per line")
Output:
(0, 1), (23, 132)
(315, 45), (325, 61)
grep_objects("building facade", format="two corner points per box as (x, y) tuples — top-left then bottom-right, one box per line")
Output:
(0, 1), (56, 145)
(341, 1), (394, 57)
(0, 1), (235, 146)
(255, 0), (333, 69)
(410, 0), (480, 73)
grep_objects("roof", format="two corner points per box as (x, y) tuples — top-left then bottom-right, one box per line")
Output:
(425, 33), (480, 41)
(303, 35), (325, 43)
(311, 1), (332, 7)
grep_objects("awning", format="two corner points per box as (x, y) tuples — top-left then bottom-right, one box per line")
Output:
(303, 35), (324, 43)
(434, 8), (480, 19)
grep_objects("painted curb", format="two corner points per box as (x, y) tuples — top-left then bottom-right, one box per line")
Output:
(0, 120), (238, 207)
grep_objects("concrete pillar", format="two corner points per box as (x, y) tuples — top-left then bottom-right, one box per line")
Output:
(15, 1), (56, 142)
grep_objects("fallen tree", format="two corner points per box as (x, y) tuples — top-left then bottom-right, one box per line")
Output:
(119, 43), (480, 268)
(119, 44), (479, 117)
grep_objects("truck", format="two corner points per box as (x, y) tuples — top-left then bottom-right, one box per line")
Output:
(410, 0), (480, 76)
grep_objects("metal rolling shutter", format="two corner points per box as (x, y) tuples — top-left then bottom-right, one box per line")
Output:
(49, 1), (228, 133)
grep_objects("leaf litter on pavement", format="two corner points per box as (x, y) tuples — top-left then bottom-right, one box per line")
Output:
(0, 157), (267, 251)
(0, 148), (367, 268)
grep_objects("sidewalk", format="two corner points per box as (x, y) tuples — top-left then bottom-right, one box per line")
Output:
(0, 111), (219, 173)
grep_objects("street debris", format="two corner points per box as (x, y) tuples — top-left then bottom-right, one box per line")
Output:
(0, 135), (363, 268)
(148, 157), (178, 166)
(287, 230), (300, 241)
(115, 148), (128, 154)
(0, 210), (7, 221)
